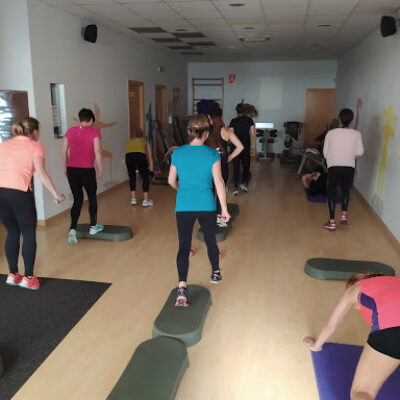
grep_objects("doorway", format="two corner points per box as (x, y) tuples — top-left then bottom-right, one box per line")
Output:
(172, 87), (180, 117)
(128, 81), (144, 138)
(155, 84), (167, 135)
(303, 89), (336, 148)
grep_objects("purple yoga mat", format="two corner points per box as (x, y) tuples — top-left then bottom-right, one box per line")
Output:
(311, 343), (400, 399)
(305, 189), (342, 204)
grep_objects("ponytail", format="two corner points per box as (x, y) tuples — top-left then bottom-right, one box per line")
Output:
(205, 108), (224, 155)
(11, 117), (39, 138)
(236, 103), (258, 117)
(347, 272), (384, 288)
(187, 114), (209, 139)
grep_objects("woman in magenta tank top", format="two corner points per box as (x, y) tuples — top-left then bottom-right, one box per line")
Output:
(304, 273), (400, 399)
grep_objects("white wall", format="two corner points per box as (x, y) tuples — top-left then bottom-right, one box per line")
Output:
(188, 60), (337, 152)
(26, 0), (188, 220)
(336, 28), (400, 242)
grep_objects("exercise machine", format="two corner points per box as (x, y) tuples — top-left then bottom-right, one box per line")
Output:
(255, 122), (277, 161)
(280, 121), (303, 164)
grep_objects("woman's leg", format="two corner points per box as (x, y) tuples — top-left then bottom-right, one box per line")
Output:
(137, 153), (150, 200)
(176, 212), (197, 286)
(197, 212), (220, 274)
(82, 168), (98, 227)
(350, 344), (400, 400)
(327, 167), (339, 221)
(216, 156), (229, 214)
(126, 153), (137, 200)
(233, 155), (241, 190)
(242, 147), (251, 185)
(340, 168), (355, 213)
(67, 167), (84, 230)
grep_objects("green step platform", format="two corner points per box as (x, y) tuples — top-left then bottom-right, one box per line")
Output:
(305, 258), (395, 281)
(106, 337), (188, 400)
(75, 224), (133, 242)
(197, 223), (231, 243)
(153, 285), (212, 347)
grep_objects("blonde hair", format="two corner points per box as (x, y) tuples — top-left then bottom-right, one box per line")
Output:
(347, 272), (384, 287)
(187, 114), (209, 139)
(11, 117), (39, 138)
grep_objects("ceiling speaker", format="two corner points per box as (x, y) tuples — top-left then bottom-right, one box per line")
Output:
(84, 24), (97, 43)
(380, 16), (397, 37)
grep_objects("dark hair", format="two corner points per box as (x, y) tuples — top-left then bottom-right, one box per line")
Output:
(347, 272), (384, 287)
(131, 129), (145, 139)
(205, 107), (224, 155)
(187, 114), (209, 139)
(236, 103), (258, 117)
(11, 117), (39, 138)
(78, 108), (95, 123)
(339, 108), (353, 128)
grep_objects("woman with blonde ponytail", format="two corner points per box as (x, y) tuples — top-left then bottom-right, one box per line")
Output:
(304, 273), (400, 399)
(0, 117), (65, 290)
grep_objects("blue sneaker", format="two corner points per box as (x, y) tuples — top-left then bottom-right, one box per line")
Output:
(89, 224), (104, 235)
(68, 229), (78, 244)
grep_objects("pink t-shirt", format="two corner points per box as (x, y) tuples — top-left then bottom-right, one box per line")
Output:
(357, 276), (400, 332)
(65, 126), (101, 168)
(0, 136), (45, 191)
(323, 128), (364, 168)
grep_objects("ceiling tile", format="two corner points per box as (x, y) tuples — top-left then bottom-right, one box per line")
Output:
(167, 1), (218, 18)
(308, 0), (359, 16)
(125, 2), (182, 20)
(82, 4), (148, 26)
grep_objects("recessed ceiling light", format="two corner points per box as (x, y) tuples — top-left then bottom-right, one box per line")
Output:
(176, 29), (187, 32)
(229, 2), (245, 7)
(318, 24), (332, 27)
(244, 27), (254, 30)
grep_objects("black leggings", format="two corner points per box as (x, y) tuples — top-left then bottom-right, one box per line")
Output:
(176, 211), (219, 282)
(67, 167), (97, 229)
(126, 152), (149, 192)
(0, 188), (37, 276)
(327, 166), (355, 219)
(233, 146), (250, 187)
(215, 155), (229, 214)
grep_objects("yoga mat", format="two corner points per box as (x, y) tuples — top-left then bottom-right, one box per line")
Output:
(305, 189), (342, 204)
(311, 342), (400, 399)
(0, 275), (110, 399)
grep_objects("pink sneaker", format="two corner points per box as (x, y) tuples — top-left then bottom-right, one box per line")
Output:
(340, 213), (348, 225)
(323, 221), (337, 231)
(19, 276), (40, 290)
(6, 273), (23, 286)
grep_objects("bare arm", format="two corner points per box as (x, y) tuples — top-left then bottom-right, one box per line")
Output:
(212, 160), (230, 222)
(33, 156), (64, 202)
(356, 133), (364, 156)
(94, 137), (103, 179)
(61, 137), (69, 176)
(146, 141), (154, 171)
(168, 165), (179, 190)
(304, 285), (359, 351)
(250, 125), (256, 155)
(226, 128), (244, 163)
(323, 133), (330, 159)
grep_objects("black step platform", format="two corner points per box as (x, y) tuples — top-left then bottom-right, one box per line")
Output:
(75, 224), (133, 242)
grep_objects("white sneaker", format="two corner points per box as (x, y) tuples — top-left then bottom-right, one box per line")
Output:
(239, 183), (248, 192)
(142, 199), (153, 207)
(216, 216), (228, 227)
(232, 189), (239, 195)
(68, 229), (78, 244)
(89, 224), (104, 235)
(130, 198), (137, 205)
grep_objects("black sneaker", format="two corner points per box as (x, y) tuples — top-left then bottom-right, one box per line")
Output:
(210, 271), (222, 284)
(175, 286), (188, 307)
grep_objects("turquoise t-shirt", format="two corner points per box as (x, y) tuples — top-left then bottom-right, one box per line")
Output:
(171, 145), (221, 212)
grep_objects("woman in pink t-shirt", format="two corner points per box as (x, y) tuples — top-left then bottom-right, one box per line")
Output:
(304, 273), (400, 399)
(62, 108), (103, 244)
(0, 117), (65, 290)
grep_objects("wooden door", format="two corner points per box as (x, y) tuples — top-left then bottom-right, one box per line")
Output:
(155, 84), (167, 135)
(128, 81), (144, 138)
(303, 89), (335, 148)
(172, 87), (180, 117)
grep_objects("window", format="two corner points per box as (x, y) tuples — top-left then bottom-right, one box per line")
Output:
(50, 83), (67, 138)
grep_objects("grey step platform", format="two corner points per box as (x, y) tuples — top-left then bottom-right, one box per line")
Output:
(152, 176), (169, 185)
(76, 224), (133, 242)
(305, 258), (395, 281)
(227, 203), (239, 222)
(106, 337), (188, 400)
(197, 223), (231, 243)
(153, 285), (212, 347)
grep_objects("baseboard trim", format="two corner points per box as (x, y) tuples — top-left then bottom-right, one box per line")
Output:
(354, 188), (400, 255)
(37, 180), (128, 228)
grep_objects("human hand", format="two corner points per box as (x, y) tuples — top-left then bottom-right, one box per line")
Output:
(303, 336), (322, 352)
(220, 209), (231, 223)
(96, 170), (103, 180)
(54, 193), (66, 204)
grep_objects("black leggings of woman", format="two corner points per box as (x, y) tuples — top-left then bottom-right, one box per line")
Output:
(176, 212), (219, 282)
(0, 188), (37, 276)
(67, 167), (97, 229)
(233, 146), (250, 187)
(215, 155), (229, 214)
(125, 152), (149, 192)
(327, 166), (355, 219)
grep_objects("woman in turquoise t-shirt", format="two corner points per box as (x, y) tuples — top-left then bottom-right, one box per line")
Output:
(168, 114), (230, 307)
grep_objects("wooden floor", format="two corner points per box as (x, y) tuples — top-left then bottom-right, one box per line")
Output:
(1, 161), (399, 400)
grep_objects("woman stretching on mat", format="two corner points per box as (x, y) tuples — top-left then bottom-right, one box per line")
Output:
(206, 107), (243, 227)
(323, 108), (364, 231)
(168, 114), (230, 307)
(229, 103), (258, 194)
(304, 273), (400, 400)
(62, 108), (103, 244)
(0, 117), (65, 290)
(125, 129), (154, 206)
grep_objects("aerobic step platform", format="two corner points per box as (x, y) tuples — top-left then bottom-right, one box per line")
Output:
(107, 337), (188, 400)
(311, 343), (400, 400)
(305, 258), (395, 281)
(75, 224), (133, 242)
(153, 285), (212, 347)
(197, 223), (231, 243)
